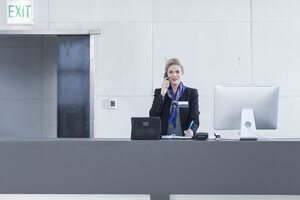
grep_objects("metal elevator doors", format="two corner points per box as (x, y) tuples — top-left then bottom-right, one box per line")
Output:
(57, 36), (90, 138)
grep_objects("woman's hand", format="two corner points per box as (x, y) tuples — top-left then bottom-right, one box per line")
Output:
(161, 77), (170, 96)
(184, 129), (194, 137)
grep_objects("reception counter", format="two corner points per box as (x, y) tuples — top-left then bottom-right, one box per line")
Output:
(0, 138), (300, 200)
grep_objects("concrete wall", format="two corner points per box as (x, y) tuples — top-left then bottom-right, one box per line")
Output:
(0, 36), (56, 138)
(0, 36), (81, 138)
(1, 0), (300, 140)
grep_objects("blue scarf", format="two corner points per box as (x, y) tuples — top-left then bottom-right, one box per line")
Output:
(167, 82), (186, 128)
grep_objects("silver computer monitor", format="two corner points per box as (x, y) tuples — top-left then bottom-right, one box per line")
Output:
(213, 85), (280, 140)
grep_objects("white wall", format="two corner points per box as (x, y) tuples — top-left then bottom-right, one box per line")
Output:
(91, 0), (300, 139)
(1, 0), (300, 139)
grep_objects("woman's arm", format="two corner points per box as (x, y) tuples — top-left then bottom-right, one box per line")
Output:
(189, 89), (200, 134)
(149, 89), (166, 117)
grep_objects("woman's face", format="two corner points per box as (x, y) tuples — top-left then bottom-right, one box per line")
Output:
(167, 64), (184, 86)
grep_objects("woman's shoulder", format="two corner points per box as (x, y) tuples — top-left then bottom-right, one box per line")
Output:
(184, 87), (199, 97)
(185, 87), (198, 93)
(154, 88), (162, 92)
(153, 88), (162, 95)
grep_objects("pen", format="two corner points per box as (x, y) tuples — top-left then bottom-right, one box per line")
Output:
(185, 120), (194, 136)
(188, 120), (194, 130)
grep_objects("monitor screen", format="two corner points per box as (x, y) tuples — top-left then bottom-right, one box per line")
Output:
(213, 85), (280, 139)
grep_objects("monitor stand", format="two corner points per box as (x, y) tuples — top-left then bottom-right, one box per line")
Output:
(240, 108), (258, 141)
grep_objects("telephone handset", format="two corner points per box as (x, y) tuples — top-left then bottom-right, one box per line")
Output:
(162, 72), (169, 99)
(164, 72), (168, 79)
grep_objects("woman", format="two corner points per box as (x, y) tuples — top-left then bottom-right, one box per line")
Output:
(149, 58), (200, 137)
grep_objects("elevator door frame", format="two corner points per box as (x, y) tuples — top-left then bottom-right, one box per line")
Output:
(0, 30), (100, 138)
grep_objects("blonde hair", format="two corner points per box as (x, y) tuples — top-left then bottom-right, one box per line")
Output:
(165, 58), (184, 73)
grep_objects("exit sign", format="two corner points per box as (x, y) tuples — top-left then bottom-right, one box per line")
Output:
(7, 0), (33, 25)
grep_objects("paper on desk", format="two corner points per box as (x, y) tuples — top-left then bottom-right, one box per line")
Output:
(162, 134), (193, 139)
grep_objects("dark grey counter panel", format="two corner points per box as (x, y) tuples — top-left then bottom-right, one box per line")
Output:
(0, 139), (299, 196)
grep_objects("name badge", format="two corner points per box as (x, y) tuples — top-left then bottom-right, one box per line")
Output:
(178, 101), (189, 108)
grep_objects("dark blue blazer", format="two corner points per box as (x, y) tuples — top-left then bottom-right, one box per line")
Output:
(149, 87), (200, 135)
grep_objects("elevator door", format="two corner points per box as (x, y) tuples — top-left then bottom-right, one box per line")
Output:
(57, 37), (90, 138)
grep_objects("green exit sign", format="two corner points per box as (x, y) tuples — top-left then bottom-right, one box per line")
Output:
(7, 0), (33, 25)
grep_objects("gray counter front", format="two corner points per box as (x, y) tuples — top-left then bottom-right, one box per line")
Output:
(0, 139), (300, 200)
